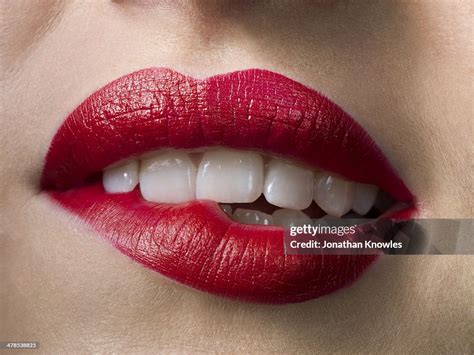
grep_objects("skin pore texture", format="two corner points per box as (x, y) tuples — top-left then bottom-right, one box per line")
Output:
(0, 0), (472, 353)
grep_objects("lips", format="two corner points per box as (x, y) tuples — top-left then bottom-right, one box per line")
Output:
(41, 68), (416, 303)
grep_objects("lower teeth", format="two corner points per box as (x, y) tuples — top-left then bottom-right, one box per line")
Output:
(219, 195), (387, 227)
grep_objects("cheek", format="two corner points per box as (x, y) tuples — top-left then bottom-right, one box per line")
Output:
(1, 0), (64, 67)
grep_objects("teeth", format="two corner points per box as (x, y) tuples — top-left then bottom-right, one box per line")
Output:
(196, 149), (264, 203)
(314, 174), (355, 217)
(103, 160), (139, 193)
(103, 148), (381, 219)
(263, 158), (314, 210)
(220, 204), (233, 216)
(139, 151), (196, 203)
(272, 209), (312, 227)
(352, 183), (378, 215)
(233, 208), (273, 225)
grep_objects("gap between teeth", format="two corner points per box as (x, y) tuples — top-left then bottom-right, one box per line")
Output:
(102, 148), (379, 225)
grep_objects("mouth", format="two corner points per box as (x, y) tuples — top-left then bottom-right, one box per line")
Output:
(41, 68), (416, 304)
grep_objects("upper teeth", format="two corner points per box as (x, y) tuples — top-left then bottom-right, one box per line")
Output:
(196, 150), (264, 203)
(102, 160), (139, 193)
(314, 173), (355, 218)
(352, 182), (378, 216)
(139, 151), (196, 204)
(102, 148), (379, 221)
(264, 158), (314, 210)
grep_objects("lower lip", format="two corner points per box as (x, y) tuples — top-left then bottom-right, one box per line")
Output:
(49, 182), (380, 303)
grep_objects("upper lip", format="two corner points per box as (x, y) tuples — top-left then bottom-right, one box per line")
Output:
(41, 67), (416, 303)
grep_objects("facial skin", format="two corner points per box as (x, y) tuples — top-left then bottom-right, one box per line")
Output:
(0, 0), (472, 353)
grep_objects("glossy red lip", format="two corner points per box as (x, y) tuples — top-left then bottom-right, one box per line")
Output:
(42, 68), (416, 303)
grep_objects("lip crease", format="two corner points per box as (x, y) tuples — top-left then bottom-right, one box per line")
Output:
(41, 67), (416, 303)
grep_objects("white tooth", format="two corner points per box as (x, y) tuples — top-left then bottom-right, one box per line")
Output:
(313, 174), (355, 217)
(272, 209), (312, 227)
(196, 149), (264, 203)
(263, 158), (314, 210)
(139, 151), (196, 203)
(220, 204), (233, 216)
(103, 160), (139, 193)
(233, 208), (273, 225)
(352, 183), (378, 215)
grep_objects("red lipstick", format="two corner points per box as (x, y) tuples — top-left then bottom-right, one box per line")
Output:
(42, 68), (415, 303)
